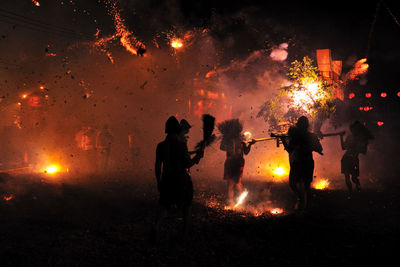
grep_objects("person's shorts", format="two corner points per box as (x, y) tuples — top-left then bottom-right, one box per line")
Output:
(289, 160), (314, 184)
(341, 154), (359, 177)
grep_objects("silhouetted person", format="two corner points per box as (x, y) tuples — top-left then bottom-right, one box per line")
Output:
(178, 119), (191, 145)
(81, 126), (97, 173)
(153, 116), (203, 241)
(280, 116), (323, 210)
(96, 124), (113, 172)
(340, 121), (373, 195)
(222, 134), (254, 206)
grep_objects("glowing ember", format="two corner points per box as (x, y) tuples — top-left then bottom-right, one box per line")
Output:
(44, 165), (59, 174)
(269, 208), (284, 215)
(273, 167), (286, 176)
(32, 0), (40, 7)
(365, 93), (371, 98)
(312, 178), (330, 190)
(290, 82), (329, 113)
(3, 195), (13, 201)
(243, 131), (252, 140)
(171, 39), (183, 49)
(348, 93), (355, 99)
(21, 94), (28, 99)
(347, 58), (369, 80)
(233, 190), (248, 208)
(377, 121), (384, 126)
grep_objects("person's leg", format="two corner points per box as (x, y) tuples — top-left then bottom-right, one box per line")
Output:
(352, 175), (361, 192)
(345, 173), (352, 193)
(227, 179), (235, 206)
(236, 179), (243, 195)
(289, 167), (302, 209)
(183, 205), (192, 237)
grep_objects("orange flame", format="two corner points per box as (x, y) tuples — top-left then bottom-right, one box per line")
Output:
(171, 38), (183, 49)
(269, 208), (284, 215)
(32, 0), (40, 7)
(3, 195), (13, 201)
(312, 178), (330, 190)
(233, 190), (248, 208)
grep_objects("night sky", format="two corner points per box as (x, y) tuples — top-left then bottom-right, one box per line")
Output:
(1, 1), (399, 85)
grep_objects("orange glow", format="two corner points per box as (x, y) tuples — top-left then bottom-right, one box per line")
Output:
(171, 39), (183, 49)
(28, 96), (40, 107)
(348, 93), (355, 99)
(269, 208), (284, 215)
(21, 94), (28, 99)
(43, 164), (62, 175)
(348, 58), (369, 80)
(377, 121), (384, 126)
(39, 85), (45, 90)
(207, 91), (219, 100)
(365, 93), (371, 98)
(273, 167), (286, 176)
(312, 178), (330, 190)
(233, 190), (248, 208)
(243, 131), (252, 140)
(3, 195), (13, 201)
(32, 0), (40, 7)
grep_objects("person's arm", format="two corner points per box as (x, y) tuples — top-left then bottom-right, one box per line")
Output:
(280, 137), (292, 152)
(312, 134), (323, 155)
(155, 144), (162, 191)
(242, 140), (255, 155)
(182, 143), (203, 169)
(340, 133), (346, 150)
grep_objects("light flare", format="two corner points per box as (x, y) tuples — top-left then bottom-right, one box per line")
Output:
(233, 190), (248, 208)
(3, 195), (14, 201)
(312, 178), (330, 190)
(171, 38), (183, 49)
(243, 131), (252, 140)
(269, 208), (284, 215)
(273, 166), (286, 176)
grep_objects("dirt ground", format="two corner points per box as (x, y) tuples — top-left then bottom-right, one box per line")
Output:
(0, 172), (398, 266)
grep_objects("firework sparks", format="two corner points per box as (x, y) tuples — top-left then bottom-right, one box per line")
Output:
(269, 208), (284, 215)
(243, 131), (252, 140)
(233, 190), (248, 208)
(312, 178), (330, 190)
(272, 166), (286, 176)
(92, 1), (146, 62)
(3, 195), (14, 201)
(171, 38), (183, 49)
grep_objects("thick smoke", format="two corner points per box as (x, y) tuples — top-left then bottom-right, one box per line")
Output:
(0, 0), (387, 191)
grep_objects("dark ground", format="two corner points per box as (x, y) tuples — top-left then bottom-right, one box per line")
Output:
(0, 172), (399, 266)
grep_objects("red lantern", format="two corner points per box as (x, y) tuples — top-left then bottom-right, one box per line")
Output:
(380, 92), (387, 98)
(365, 93), (372, 98)
(377, 121), (384, 126)
(348, 93), (355, 99)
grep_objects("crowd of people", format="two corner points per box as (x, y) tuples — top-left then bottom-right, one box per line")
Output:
(152, 115), (374, 241)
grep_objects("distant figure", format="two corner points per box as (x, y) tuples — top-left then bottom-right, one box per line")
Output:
(154, 116), (203, 240)
(218, 119), (254, 206)
(280, 116), (323, 210)
(340, 121), (373, 194)
(81, 126), (97, 172)
(96, 124), (113, 172)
